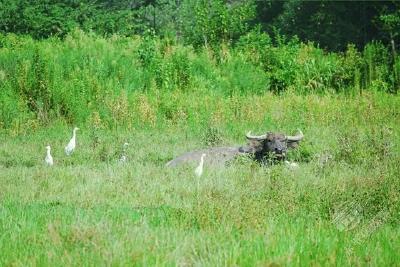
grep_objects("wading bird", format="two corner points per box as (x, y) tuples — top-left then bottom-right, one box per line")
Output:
(65, 127), (79, 155)
(119, 142), (129, 163)
(45, 145), (53, 166)
(285, 160), (299, 170)
(195, 153), (206, 177)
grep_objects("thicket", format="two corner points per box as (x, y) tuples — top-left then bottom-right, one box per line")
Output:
(0, 30), (399, 132)
(1, 1), (399, 52)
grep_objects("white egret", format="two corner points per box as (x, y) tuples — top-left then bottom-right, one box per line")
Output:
(45, 145), (53, 166)
(119, 142), (129, 163)
(285, 160), (299, 170)
(65, 127), (79, 155)
(195, 153), (206, 177)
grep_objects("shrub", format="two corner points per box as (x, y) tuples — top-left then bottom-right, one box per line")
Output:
(0, 31), (398, 130)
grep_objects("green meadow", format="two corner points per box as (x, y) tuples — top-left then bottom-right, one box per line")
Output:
(0, 32), (399, 266)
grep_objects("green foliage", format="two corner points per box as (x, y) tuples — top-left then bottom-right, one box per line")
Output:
(339, 44), (363, 93)
(258, 1), (399, 51)
(0, 0), (139, 38)
(0, 0), (399, 55)
(363, 42), (391, 92)
(0, 31), (399, 130)
(379, 10), (400, 40)
(179, 0), (256, 47)
(236, 27), (272, 61)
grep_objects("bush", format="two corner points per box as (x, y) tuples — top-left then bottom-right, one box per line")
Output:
(0, 31), (397, 130)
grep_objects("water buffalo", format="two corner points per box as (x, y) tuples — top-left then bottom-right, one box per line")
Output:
(166, 130), (304, 167)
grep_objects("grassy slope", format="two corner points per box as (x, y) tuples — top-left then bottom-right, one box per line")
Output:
(0, 92), (399, 266)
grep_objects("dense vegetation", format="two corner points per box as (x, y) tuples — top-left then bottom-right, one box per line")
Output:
(1, 91), (399, 265)
(0, 1), (399, 266)
(0, 30), (399, 131)
(1, 0), (399, 51)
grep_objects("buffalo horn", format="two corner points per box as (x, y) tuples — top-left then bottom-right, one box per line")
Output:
(286, 129), (304, 141)
(246, 131), (268, 140)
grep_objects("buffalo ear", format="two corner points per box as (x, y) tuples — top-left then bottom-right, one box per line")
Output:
(287, 140), (300, 149)
(247, 139), (263, 152)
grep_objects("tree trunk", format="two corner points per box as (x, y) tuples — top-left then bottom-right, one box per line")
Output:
(390, 33), (398, 93)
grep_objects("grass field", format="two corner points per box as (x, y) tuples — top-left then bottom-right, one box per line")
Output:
(0, 91), (399, 266)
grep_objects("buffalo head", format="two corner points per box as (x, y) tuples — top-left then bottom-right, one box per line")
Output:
(245, 130), (304, 161)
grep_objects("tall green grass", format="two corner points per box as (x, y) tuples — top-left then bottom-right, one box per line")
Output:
(0, 30), (398, 131)
(0, 90), (399, 265)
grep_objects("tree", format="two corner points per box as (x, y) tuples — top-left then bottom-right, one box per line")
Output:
(379, 8), (400, 92)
